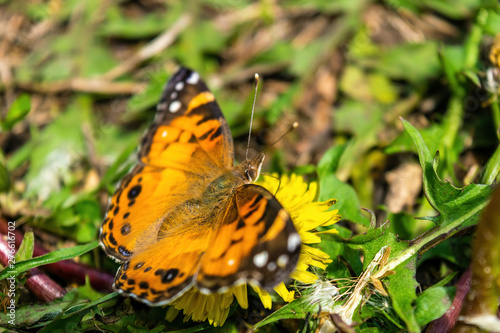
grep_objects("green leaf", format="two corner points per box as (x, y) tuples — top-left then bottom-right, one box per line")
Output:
(99, 10), (171, 39)
(368, 72), (398, 104)
(377, 42), (441, 83)
(1, 94), (31, 130)
(385, 256), (419, 332)
(0, 300), (79, 328)
(99, 143), (137, 191)
(0, 241), (99, 280)
(24, 97), (88, 201)
(0, 161), (10, 192)
(414, 286), (455, 326)
(318, 145), (370, 226)
(482, 9), (500, 35)
(402, 118), (493, 227)
(20, 290), (119, 330)
(385, 123), (445, 156)
(339, 66), (371, 102)
(348, 231), (419, 332)
(128, 71), (169, 114)
(421, 0), (480, 19)
(15, 231), (34, 262)
(252, 296), (311, 330)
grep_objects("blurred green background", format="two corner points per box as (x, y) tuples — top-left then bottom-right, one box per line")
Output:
(0, 0), (499, 331)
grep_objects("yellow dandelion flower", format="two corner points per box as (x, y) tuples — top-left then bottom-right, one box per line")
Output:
(257, 174), (339, 303)
(166, 173), (340, 326)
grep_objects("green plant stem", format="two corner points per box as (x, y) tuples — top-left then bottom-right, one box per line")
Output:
(0, 241), (99, 280)
(481, 141), (500, 185)
(440, 95), (463, 182)
(373, 197), (489, 280)
(492, 98), (500, 138)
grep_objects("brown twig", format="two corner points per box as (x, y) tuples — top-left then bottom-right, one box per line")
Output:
(16, 79), (145, 95)
(8, 14), (192, 96)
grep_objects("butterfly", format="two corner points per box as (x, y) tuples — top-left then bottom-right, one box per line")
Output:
(99, 67), (301, 306)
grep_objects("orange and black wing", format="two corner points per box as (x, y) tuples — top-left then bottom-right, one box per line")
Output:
(197, 184), (301, 292)
(139, 67), (234, 171)
(100, 67), (233, 268)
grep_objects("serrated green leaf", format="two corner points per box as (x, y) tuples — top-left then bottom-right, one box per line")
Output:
(402, 118), (493, 227)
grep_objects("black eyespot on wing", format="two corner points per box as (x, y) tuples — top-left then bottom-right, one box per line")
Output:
(121, 223), (131, 236)
(128, 185), (142, 200)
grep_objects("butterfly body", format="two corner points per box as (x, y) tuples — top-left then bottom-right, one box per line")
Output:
(100, 67), (301, 305)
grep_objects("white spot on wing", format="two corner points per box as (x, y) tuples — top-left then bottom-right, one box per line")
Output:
(267, 262), (277, 271)
(228, 259), (235, 266)
(186, 71), (199, 85)
(169, 100), (181, 113)
(199, 287), (211, 295)
(170, 92), (177, 99)
(253, 251), (269, 268)
(287, 233), (301, 252)
(277, 254), (289, 268)
(175, 81), (184, 91)
(162, 130), (168, 138)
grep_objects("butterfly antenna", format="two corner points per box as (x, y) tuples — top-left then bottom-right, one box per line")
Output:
(246, 73), (260, 161)
(265, 121), (299, 150)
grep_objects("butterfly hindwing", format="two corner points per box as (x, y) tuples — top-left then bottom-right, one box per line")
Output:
(197, 184), (301, 292)
(113, 224), (215, 305)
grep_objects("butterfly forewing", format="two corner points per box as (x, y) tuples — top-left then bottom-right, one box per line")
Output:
(100, 67), (234, 263)
(197, 184), (301, 292)
(100, 165), (192, 261)
(139, 68), (234, 170)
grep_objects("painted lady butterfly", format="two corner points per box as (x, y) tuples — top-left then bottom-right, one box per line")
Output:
(99, 67), (301, 305)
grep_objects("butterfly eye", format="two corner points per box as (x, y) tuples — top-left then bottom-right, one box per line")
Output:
(245, 169), (257, 182)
